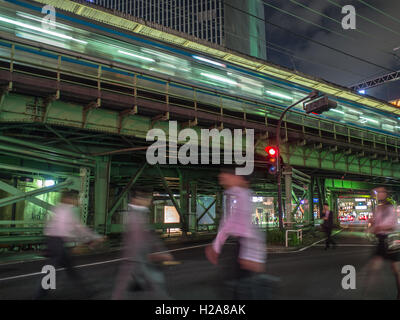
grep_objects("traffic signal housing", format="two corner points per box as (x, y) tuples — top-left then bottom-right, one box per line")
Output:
(265, 146), (279, 175)
(304, 96), (337, 115)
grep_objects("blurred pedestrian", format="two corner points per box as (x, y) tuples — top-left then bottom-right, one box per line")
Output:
(34, 190), (104, 299)
(205, 169), (267, 299)
(364, 186), (400, 300)
(112, 189), (173, 300)
(322, 202), (336, 250)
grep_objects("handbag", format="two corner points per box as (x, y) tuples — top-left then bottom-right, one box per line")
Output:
(387, 233), (400, 253)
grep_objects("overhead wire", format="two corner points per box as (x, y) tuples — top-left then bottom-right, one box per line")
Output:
(357, 0), (400, 26)
(325, 0), (400, 38)
(260, 0), (398, 64)
(223, 1), (396, 74)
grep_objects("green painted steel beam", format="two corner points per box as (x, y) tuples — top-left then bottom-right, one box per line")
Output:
(0, 142), (95, 168)
(325, 179), (375, 190)
(0, 150), (83, 170)
(106, 162), (147, 228)
(94, 157), (111, 233)
(155, 165), (186, 229)
(0, 134), (95, 161)
(0, 180), (54, 212)
(0, 162), (71, 178)
(0, 179), (72, 208)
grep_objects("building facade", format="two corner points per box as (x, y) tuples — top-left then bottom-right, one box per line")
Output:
(84, 0), (267, 60)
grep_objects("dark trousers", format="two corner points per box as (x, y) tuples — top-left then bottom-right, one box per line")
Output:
(34, 236), (89, 299)
(324, 228), (336, 249)
(218, 238), (254, 299)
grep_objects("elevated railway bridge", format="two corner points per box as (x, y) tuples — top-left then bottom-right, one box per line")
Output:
(0, 0), (400, 247)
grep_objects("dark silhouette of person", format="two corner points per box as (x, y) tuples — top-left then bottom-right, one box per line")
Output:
(322, 202), (336, 250)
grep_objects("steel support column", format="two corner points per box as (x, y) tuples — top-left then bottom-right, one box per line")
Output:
(330, 192), (339, 226)
(80, 167), (90, 225)
(190, 180), (197, 232)
(94, 157), (110, 234)
(307, 177), (315, 223)
(283, 166), (293, 223)
(156, 165), (185, 231)
(106, 162), (147, 232)
(215, 190), (223, 228)
(179, 170), (190, 235)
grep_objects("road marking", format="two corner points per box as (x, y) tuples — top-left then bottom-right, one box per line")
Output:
(314, 244), (374, 247)
(0, 230), (357, 281)
(0, 244), (212, 282)
(268, 230), (344, 254)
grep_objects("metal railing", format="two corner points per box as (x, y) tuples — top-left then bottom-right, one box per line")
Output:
(0, 37), (399, 154)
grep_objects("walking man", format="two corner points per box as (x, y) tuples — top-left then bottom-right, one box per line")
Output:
(34, 190), (103, 299)
(322, 202), (336, 250)
(205, 169), (266, 299)
(112, 189), (173, 300)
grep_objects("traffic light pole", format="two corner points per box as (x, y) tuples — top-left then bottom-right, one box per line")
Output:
(275, 91), (319, 230)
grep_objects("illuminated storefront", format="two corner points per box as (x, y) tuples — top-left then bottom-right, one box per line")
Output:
(338, 196), (373, 221)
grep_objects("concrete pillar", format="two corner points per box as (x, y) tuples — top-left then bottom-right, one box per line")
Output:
(94, 156), (110, 234)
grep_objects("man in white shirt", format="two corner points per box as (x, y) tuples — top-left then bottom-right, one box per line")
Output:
(205, 169), (266, 299)
(34, 190), (103, 299)
(364, 186), (400, 299)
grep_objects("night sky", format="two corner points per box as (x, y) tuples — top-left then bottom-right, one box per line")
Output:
(263, 0), (400, 102)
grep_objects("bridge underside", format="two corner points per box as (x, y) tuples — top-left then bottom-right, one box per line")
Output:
(1, 12), (400, 242)
(1, 90), (400, 240)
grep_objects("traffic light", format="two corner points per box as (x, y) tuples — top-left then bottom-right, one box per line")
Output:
(304, 96), (337, 115)
(265, 146), (279, 175)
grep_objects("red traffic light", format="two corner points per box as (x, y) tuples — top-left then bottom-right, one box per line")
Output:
(265, 146), (278, 157)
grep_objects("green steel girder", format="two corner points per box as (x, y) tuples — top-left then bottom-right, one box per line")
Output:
(0, 133), (95, 161)
(79, 167), (90, 224)
(264, 143), (400, 180)
(0, 162), (74, 178)
(0, 142), (95, 168)
(2, 93), (400, 182)
(0, 151), (85, 171)
(94, 157), (111, 233)
(106, 162), (147, 228)
(0, 179), (54, 212)
(324, 179), (376, 191)
(155, 164), (186, 230)
(0, 179), (73, 208)
(44, 124), (83, 155)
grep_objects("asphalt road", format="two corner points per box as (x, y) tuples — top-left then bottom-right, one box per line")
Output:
(0, 230), (398, 300)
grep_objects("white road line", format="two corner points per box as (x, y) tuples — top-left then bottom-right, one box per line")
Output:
(268, 229), (344, 254)
(0, 230), (351, 281)
(314, 244), (374, 247)
(0, 244), (213, 282)
(154, 243), (210, 254)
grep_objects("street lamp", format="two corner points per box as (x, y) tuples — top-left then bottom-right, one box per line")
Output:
(275, 91), (336, 230)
